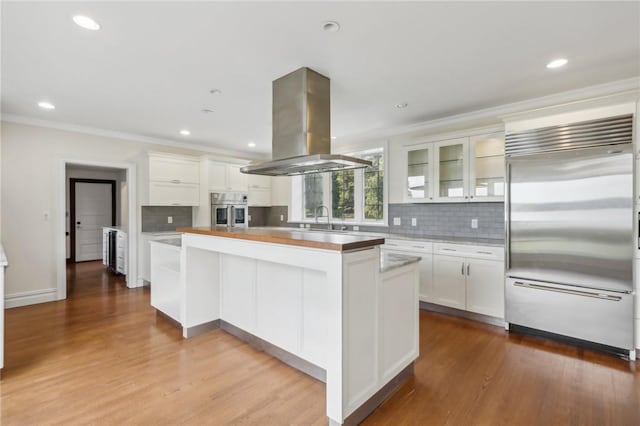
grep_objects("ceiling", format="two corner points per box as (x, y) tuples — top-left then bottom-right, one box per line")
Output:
(2, 2), (639, 155)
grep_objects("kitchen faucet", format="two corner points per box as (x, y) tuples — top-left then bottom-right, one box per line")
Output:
(314, 205), (332, 230)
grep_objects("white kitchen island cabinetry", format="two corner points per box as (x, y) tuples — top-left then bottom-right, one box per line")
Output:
(432, 243), (504, 319)
(150, 239), (182, 322)
(171, 227), (419, 426)
(144, 153), (200, 206)
(0, 245), (7, 373)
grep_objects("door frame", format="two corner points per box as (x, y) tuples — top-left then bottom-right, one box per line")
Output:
(69, 178), (117, 263)
(56, 159), (138, 300)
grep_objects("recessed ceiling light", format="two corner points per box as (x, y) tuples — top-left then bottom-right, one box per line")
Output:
(201, 108), (214, 113)
(546, 58), (568, 69)
(37, 101), (55, 110)
(322, 21), (340, 33)
(248, 142), (256, 148)
(179, 129), (191, 136)
(395, 103), (409, 109)
(209, 89), (222, 95)
(72, 15), (100, 31)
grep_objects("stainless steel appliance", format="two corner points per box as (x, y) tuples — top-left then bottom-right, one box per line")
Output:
(505, 114), (635, 354)
(211, 192), (248, 228)
(240, 67), (371, 176)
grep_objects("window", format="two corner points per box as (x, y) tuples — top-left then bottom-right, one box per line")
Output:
(331, 170), (355, 219)
(303, 174), (323, 219)
(362, 150), (384, 220)
(292, 146), (386, 224)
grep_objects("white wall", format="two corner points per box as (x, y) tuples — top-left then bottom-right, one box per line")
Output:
(0, 121), (242, 303)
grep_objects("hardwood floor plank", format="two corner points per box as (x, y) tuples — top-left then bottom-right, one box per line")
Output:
(1, 261), (638, 425)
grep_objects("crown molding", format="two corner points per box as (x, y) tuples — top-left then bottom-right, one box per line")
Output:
(337, 77), (640, 145)
(0, 114), (267, 161)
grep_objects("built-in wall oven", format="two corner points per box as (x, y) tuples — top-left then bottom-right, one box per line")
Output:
(211, 192), (248, 228)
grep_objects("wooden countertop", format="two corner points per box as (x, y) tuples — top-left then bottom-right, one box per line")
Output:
(176, 227), (385, 252)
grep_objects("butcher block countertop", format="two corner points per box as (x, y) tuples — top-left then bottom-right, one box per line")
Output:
(176, 227), (385, 252)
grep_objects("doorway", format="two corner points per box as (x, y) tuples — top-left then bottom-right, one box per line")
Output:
(58, 160), (138, 301)
(69, 179), (116, 263)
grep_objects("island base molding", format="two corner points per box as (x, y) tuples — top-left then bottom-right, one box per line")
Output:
(420, 301), (504, 327)
(220, 320), (327, 382)
(337, 362), (414, 426)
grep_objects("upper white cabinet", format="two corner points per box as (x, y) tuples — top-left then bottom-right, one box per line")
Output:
(208, 161), (249, 192)
(145, 153), (200, 206)
(469, 132), (505, 201)
(434, 137), (469, 202)
(404, 144), (434, 201)
(248, 174), (272, 207)
(403, 131), (504, 203)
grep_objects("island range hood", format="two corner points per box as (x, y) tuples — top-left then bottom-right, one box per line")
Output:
(241, 67), (371, 176)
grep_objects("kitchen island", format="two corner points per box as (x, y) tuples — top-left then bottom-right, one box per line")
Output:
(163, 227), (419, 425)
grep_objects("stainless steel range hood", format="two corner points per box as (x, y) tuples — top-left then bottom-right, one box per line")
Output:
(241, 67), (371, 176)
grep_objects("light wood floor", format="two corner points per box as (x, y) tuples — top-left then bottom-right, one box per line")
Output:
(1, 261), (639, 425)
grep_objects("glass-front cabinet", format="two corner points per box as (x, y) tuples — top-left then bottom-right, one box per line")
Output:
(402, 131), (505, 203)
(405, 144), (434, 201)
(469, 132), (505, 201)
(434, 137), (469, 202)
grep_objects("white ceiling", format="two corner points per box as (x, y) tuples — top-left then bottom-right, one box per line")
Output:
(2, 2), (639, 154)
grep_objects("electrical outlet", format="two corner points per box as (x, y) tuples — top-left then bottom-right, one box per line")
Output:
(471, 218), (478, 229)
(393, 217), (401, 226)
(167, 216), (173, 224)
(248, 215), (252, 222)
(280, 214), (284, 221)
(353, 225), (360, 231)
(299, 223), (305, 228)
(305, 223), (310, 228)
(411, 218), (417, 226)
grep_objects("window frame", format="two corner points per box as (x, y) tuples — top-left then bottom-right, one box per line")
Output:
(291, 144), (387, 226)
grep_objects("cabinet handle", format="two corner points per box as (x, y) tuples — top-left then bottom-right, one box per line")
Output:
(477, 251), (492, 255)
(467, 263), (470, 275)
(171, 179), (181, 184)
(442, 248), (456, 252)
(429, 197), (433, 200)
(470, 196), (474, 199)
(412, 245), (425, 249)
(465, 196), (469, 199)
(461, 263), (465, 275)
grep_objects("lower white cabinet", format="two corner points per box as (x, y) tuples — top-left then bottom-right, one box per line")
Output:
(383, 239), (434, 302)
(433, 243), (504, 319)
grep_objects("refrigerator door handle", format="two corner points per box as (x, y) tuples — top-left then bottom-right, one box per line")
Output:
(513, 281), (622, 301)
(505, 162), (511, 271)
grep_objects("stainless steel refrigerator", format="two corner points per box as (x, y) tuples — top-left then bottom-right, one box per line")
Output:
(505, 114), (635, 353)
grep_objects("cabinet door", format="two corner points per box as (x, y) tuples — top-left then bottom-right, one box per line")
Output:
(465, 258), (504, 318)
(404, 144), (434, 202)
(434, 138), (469, 202)
(384, 247), (434, 302)
(469, 132), (505, 202)
(208, 161), (228, 191)
(149, 156), (199, 183)
(432, 254), (466, 309)
(149, 182), (200, 206)
(248, 188), (271, 206)
(227, 165), (248, 191)
(248, 174), (271, 190)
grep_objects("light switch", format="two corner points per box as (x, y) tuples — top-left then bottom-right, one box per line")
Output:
(393, 217), (401, 226)
(280, 214), (284, 221)
(411, 218), (417, 226)
(248, 215), (252, 222)
(167, 216), (173, 224)
(471, 218), (478, 229)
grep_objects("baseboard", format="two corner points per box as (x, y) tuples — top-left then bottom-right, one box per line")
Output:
(420, 301), (505, 328)
(5, 288), (58, 308)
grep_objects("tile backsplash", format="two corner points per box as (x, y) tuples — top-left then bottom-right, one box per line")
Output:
(388, 202), (504, 239)
(142, 206), (192, 232)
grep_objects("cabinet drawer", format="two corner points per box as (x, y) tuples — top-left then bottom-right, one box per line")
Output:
(384, 239), (433, 253)
(148, 182), (199, 206)
(434, 243), (503, 260)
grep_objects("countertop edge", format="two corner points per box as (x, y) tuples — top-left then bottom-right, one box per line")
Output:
(177, 228), (385, 252)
